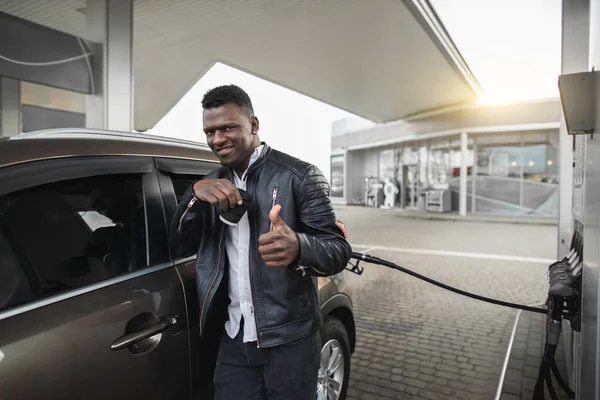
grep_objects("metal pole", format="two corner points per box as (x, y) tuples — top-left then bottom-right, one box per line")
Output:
(472, 140), (477, 213)
(520, 135), (524, 211)
(85, 0), (133, 131)
(459, 132), (468, 216)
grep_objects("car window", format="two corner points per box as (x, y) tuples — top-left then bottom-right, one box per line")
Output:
(170, 173), (204, 204)
(0, 173), (147, 312)
(0, 225), (35, 311)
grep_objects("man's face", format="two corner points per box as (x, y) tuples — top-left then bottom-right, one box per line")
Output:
(203, 103), (259, 169)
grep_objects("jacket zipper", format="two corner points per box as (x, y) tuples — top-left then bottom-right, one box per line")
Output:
(199, 224), (225, 335)
(177, 196), (198, 233)
(269, 186), (279, 231)
(249, 250), (260, 348)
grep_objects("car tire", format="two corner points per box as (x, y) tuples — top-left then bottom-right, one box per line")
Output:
(318, 316), (351, 400)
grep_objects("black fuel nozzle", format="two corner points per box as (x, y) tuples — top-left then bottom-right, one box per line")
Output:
(346, 252), (366, 275)
(548, 260), (581, 297)
(547, 242), (582, 298)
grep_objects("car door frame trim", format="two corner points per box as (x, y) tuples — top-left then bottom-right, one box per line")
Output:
(0, 155), (154, 197)
(154, 158), (217, 176)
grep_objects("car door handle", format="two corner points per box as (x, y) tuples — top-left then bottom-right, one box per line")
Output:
(111, 315), (178, 351)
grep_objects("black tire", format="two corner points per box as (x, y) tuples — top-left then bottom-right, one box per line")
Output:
(318, 316), (351, 400)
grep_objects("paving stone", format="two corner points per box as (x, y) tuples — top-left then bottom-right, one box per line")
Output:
(359, 392), (378, 400)
(377, 371), (392, 381)
(474, 365), (494, 374)
(405, 386), (421, 395)
(503, 379), (522, 395)
(523, 377), (537, 391)
(403, 378), (427, 389)
(389, 382), (407, 392)
(420, 390), (448, 400)
(508, 358), (525, 370)
(364, 375), (385, 387)
(370, 363), (389, 372)
(458, 362), (474, 370)
(526, 357), (542, 367)
(434, 370), (460, 381)
(448, 380), (468, 390)
(511, 349), (526, 360)
(468, 385), (494, 397)
(524, 365), (538, 379)
(402, 369), (420, 379)
(427, 383), (461, 397)
(521, 389), (534, 400)
(380, 388), (399, 398)
(436, 364), (459, 374)
(418, 367), (436, 375)
(504, 368), (523, 382)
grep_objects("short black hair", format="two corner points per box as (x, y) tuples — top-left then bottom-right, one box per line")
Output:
(201, 84), (254, 117)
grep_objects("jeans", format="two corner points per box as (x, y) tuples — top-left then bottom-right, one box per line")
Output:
(214, 319), (321, 400)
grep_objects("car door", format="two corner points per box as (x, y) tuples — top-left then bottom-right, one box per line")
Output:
(0, 156), (190, 400)
(154, 157), (222, 399)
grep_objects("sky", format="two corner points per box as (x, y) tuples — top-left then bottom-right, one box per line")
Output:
(430, 0), (561, 103)
(150, 1), (562, 179)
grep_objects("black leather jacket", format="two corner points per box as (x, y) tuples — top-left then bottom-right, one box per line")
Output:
(169, 144), (352, 347)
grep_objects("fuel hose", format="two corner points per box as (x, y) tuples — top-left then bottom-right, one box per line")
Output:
(351, 252), (547, 315)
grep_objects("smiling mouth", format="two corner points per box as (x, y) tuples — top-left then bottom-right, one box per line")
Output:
(217, 146), (234, 156)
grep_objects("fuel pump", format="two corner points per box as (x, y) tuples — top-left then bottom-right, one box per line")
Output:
(532, 232), (582, 400)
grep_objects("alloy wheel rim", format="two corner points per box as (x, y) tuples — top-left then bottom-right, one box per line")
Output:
(317, 339), (345, 400)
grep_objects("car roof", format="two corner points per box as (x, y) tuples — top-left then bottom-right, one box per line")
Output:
(0, 128), (220, 169)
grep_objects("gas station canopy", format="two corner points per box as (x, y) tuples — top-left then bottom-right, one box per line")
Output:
(0, 0), (482, 131)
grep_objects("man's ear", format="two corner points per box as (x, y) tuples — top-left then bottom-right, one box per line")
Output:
(251, 116), (260, 134)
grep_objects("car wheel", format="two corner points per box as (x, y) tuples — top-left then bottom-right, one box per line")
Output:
(317, 316), (351, 400)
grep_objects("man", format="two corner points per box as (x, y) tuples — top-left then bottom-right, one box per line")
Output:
(169, 84), (352, 400)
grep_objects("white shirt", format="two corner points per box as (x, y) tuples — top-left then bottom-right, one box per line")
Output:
(224, 145), (264, 343)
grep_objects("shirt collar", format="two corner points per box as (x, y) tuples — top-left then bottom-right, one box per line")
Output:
(239, 144), (264, 180)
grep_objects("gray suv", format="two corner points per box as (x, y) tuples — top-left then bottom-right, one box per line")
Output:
(0, 129), (355, 400)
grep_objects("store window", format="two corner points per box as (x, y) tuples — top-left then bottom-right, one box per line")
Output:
(475, 145), (523, 213)
(522, 133), (559, 215)
(378, 149), (395, 182)
(428, 141), (450, 188)
(471, 132), (559, 216)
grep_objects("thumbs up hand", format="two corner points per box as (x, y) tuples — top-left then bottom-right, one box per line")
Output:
(258, 205), (300, 268)
(269, 204), (286, 231)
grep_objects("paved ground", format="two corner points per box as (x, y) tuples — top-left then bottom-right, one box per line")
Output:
(333, 206), (563, 400)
